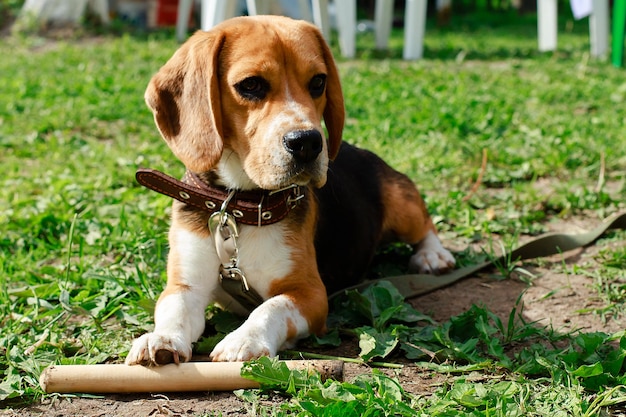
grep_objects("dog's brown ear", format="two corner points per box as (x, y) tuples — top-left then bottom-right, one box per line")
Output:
(145, 31), (225, 173)
(315, 32), (345, 160)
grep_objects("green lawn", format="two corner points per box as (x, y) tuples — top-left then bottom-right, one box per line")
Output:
(1, 8), (625, 415)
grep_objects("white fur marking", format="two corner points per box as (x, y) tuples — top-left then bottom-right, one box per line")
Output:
(126, 292), (206, 365)
(173, 228), (220, 287)
(216, 149), (258, 190)
(126, 230), (220, 365)
(410, 230), (455, 274)
(236, 222), (294, 297)
(210, 294), (308, 361)
(243, 81), (328, 189)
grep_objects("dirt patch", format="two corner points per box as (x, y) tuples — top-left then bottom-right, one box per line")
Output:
(4, 215), (624, 417)
(414, 248), (623, 334)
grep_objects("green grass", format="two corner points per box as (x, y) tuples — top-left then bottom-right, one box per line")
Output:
(238, 291), (626, 416)
(1, 8), (626, 415)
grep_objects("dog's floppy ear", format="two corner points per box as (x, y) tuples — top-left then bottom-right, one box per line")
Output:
(145, 31), (225, 173)
(315, 32), (345, 160)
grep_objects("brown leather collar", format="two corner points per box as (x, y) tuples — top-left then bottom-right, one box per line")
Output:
(135, 168), (305, 226)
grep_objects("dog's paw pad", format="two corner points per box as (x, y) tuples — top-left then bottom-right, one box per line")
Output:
(125, 333), (191, 366)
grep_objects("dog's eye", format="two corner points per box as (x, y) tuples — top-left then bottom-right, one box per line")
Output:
(235, 76), (269, 101)
(308, 74), (327, 98)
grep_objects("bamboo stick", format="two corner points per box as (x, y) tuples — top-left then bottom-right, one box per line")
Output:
(39, 360), (344, 394)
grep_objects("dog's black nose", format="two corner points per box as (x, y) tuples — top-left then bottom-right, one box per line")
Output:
(283, 130), (323, 163)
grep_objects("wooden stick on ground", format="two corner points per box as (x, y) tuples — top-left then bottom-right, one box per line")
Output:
(40, 360), (344, 394)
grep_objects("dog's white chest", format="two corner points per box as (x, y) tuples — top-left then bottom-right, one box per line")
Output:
(172, 223), (293, 298)
(235, 223), (294, 296)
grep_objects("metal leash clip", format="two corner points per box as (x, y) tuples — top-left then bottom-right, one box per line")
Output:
(208, 191), (263, 310)
(208, 190), (244, 278)
(210, 212), (240, 269)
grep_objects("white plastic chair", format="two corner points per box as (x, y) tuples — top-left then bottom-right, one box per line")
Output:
(538, 0), (609, 57)
(176, 0), (315, 43)
(176, 0), (429, 60)
(372, 0), (428, 60)
(333, 0), (428, 59)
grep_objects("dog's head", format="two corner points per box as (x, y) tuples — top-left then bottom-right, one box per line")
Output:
(145, 15), (345, 190)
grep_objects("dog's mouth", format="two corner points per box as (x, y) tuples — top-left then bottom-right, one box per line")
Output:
(248, 160), (326, 191)
(216, 146), (327, 191)
(261, 168), (309, 191)
(285, 163), (311, 183)
(288, 164), (328, 189)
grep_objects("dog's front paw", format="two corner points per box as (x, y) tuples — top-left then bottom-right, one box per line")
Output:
(209, 328), (275, 362)
(125, 332), (192, 366)
(410, 231), (456, 274)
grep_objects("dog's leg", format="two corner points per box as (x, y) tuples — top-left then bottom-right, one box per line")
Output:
(126, 228), (218, 366)
(125, 288), (208, 365)
(381, 171), (455, 274)
(209, 285), (327, 362)
(209, 197), (327, 361)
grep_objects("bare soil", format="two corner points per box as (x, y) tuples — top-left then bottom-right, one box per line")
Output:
(3, 215), (624, 417)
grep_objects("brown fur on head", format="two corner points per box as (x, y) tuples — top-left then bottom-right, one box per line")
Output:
(144, 16), (345, 189)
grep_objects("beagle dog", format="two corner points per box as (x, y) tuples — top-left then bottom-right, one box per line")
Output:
(125, 15), (455, 365)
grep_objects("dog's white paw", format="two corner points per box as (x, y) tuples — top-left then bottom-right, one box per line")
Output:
(209, 328), (275, 362)
(410, 231), (455, 274)
(125, 332), (192, 366)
